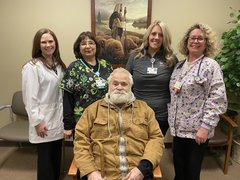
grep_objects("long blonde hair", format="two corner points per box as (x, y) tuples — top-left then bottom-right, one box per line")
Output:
(133, 20), (176, 67)
(178, 23), (218, 57)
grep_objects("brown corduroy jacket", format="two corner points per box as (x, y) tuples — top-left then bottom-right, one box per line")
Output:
(74, 98), (164, 179)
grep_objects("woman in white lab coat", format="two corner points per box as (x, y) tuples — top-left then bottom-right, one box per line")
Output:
(22, 28), (66, 180)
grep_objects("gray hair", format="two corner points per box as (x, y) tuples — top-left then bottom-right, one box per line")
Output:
(108, 68), (133, 87)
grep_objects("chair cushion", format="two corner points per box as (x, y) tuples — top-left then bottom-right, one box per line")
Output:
(209, 127), (227, 146)
(12, 91), (28, 117)
(0, 121), (29, 142)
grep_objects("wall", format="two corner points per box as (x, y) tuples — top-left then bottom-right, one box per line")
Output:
(0, 0), (91, 126)
(0, 0), (239, 135)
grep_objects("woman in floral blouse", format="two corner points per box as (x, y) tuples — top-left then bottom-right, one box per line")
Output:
(168, 23), (227, 180)
(60, 31), (112, 139)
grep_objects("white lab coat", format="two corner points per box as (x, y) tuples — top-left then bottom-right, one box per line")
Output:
(22, 60), (64, 143)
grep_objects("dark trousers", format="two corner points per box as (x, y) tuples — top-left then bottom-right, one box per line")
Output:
(37, 139), (63, 180)
(173, 136), (209, 180)
(158, 121), (169, 136)
(77, 170), (81, 180)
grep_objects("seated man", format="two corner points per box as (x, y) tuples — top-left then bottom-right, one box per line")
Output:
(74, 68), (164, 180)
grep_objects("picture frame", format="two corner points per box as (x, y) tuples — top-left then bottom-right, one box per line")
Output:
(91, 0), (152, 66)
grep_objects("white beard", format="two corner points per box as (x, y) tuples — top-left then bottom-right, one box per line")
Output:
(109, 90), (132, 106)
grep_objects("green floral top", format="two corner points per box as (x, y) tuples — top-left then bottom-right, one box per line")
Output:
(60, 58), (112, 128)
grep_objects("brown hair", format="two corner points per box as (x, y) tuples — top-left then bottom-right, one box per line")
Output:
(73, 31), (100, 59)
(31, 28), (66, 70)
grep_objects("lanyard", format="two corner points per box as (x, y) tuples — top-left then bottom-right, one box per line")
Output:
(80, 58), (100, 76)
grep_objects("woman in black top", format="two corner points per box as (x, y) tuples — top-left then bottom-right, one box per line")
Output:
(126, 20), (177, 135)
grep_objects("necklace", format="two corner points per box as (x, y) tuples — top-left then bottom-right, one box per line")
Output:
(150, 58), (156, 68)
(87, 63), (96, 70)
(41, 58), (58, 75)
(80, 59), (100, 76)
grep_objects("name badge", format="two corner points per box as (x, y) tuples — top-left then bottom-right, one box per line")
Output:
(147, 67), (158, 74)
(173, 81), (182, 90)
(96, 79), (106, 89)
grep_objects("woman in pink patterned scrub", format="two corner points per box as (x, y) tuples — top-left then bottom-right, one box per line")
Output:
(168, 23), (227, 180)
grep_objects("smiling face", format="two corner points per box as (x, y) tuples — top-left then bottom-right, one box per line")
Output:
(148, 25), (163, 53)
(187, 28), (206, 57)
(79, 36), (97, 60)
(40, 33), (56, 59)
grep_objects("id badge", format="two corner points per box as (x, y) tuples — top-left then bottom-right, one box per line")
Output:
(96, 79), (106, 89)
(173, 81), (182, 90)
(147, 67), (157, 74)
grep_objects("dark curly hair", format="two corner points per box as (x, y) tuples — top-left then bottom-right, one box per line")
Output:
(73, 31), (100, 59)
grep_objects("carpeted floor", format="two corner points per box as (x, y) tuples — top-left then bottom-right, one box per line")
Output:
(0, 143), (239, 180)
(159, 147), (239, 180)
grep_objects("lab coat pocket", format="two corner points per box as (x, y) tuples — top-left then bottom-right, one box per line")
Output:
(40, 103), (63, 130)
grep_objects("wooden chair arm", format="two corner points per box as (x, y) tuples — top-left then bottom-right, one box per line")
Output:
(153, 165), (162, 179)
(68, 160), (162, 179)
(220, 114), (238, 128)
(68, 160), (78, 178)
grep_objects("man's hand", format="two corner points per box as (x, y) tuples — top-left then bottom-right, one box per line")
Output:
(125, 167), (144, 180)
(87, 171), (103, 180)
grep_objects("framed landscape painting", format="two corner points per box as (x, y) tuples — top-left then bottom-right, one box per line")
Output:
(91, 0), (152, 67)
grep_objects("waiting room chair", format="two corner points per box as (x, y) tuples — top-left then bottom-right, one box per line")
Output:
(68, 159), (162, 180)
(208, 114), (238, 174)
(0, 91), (29, 143)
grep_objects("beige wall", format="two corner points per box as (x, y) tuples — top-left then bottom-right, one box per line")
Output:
(0, 0), (239, 129)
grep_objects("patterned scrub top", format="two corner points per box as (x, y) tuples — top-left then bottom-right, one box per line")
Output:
(60, 58), (112, 123)
(168, 56), (227, 139)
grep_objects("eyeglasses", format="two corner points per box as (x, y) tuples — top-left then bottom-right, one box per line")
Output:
(188, 36), (206, 42)
(80, 40), (96, 46)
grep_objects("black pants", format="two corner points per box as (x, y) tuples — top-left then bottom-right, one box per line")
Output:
(158, 121), (169, 136)
(37, 139), (63, 180)
(173, 136), (209, 180)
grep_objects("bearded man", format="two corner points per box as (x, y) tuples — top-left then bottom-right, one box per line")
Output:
(74, 68), (164, 180)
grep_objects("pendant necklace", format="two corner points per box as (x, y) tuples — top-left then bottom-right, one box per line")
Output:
(150, 58), (155, 68)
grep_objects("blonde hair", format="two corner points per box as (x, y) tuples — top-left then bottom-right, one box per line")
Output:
(133, 20), (176, 67)
(178, 23), (218, 57)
